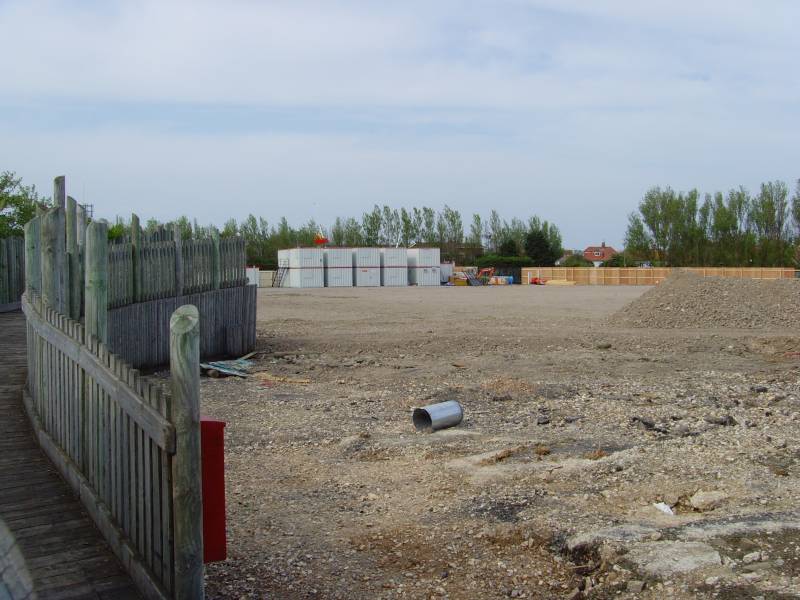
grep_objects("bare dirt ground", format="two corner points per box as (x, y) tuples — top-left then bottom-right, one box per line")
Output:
(203, 284), (800, 599)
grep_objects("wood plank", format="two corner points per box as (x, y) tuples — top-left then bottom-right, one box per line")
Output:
(0, 311), (143, 599)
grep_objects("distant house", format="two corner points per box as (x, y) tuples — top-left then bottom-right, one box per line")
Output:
(583, 242), (617, 267)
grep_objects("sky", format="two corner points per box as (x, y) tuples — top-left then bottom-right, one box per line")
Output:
(1, 1), (798, 249)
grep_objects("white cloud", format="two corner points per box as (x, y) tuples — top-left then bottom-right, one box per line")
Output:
(2, 1), (797, 108)
(0, 1), (798, 247)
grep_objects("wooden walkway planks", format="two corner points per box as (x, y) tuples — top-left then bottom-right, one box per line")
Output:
(0, 311), (141, 600)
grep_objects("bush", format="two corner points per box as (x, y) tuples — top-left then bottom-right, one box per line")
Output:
(562, 254), (594, 267)
(474, 254), (530, 283)
(601, 253), (628, 267)
(474, 254), (530, 268)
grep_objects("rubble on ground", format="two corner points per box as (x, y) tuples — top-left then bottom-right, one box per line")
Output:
(609, 271), (800, 329)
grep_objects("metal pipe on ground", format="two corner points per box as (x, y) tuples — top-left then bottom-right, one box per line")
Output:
(412, 400), (463, 432)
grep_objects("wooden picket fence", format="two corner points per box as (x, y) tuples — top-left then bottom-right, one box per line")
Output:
(21, 179), (205, 599)
(521, 266), (798, 285)
(0, 236), (25, 310)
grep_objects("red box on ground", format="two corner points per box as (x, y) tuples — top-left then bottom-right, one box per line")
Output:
(201, 417), (227, 562)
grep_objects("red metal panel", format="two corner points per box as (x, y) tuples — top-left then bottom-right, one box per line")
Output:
(201, 417), (227, 562)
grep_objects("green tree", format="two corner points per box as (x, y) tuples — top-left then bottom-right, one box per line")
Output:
(421, 207), (436, 243)
(487, 209), (503, 252)
(441, 205), (463, 244)
(399, 208), (416, 246)
(221, 218), (238, 238)
(411, 208), (424, 244)
(342, 217), (364, 246)
(498, 238), (518, 256)
(331, 217), (345, 246)
(435, 211), (447, 245)
(0, 171), (43, 237)
(173, 215), (193, 240)
(791, 179), (800, 237)
(524, 230), (558, 266)
(624, 213), (652, 261)
(362, 205), (382, 246)
(749, 180), (791, 265)
(468, 213), (483, 246)
(380, 205), (401, 246)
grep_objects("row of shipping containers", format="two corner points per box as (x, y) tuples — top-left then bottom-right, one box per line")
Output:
(276, 248), (441, 288)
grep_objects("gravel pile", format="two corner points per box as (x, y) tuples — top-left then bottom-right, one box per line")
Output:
(610, 271), (800, 329)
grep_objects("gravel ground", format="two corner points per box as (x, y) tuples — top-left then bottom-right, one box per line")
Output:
(202, 284), (800, 599)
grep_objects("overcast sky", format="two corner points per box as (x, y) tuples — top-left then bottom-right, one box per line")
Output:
(1, 1), (798, 248)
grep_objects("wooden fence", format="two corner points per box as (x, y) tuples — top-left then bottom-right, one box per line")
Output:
(108, 285), (257, 369)
(0, 236), (25, 310)
(21, 182), (205, 599)
(109, 222), (247, 309)
(521, 267), (798, 285)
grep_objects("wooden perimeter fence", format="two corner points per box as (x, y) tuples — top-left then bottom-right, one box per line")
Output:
(20, 178), (207, 599)
(0, 236), (25, 311)
(521, 267), (798, 285)
(109, 221), (247, 309)
(108, 285), (257, 369)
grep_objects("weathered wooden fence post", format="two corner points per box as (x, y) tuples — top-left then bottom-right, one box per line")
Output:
(131, 213), (142, 302)
(53, 175), (66, 209)
(76, 204), (87, 247)
(170, 304), (204, 599)
(66, 196), (81, 320)
(41, 208), (67, 314)
(24, 217), (41, 294)
(85, 221), (108, 343)
(211, 228), (221, 290)
(174, 225), (184, 297)
(76, 204), (87, 315)
(0, 239), (7, 304)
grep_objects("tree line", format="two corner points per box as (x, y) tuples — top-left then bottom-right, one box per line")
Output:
(7, 169), (800, 269)
(221, 206), (562, 268)
(624, 180), (800, 267)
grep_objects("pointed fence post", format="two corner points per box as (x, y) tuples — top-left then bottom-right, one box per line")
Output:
(210, 229), (221, 290)
(85, 221), (108, 343)
(170, 304), (204, 600)
(53, 175), (66, 209)
(66, 196), (81, 320)
(131, 213), (142, 302)
(76, 204), (87, 316)
(174, 225), (184, 297)
(0, 239), (7, 304)
(24, 217), (41, 294)
(41, 208), (67, 314)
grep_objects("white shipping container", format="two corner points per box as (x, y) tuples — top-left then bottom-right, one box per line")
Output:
(407, 248), (441, 286)
(258, 270), (275, 288)
(381, 248), (408, 287)
(353, 248), (381, 287)
(276, 249), (289, 287)
(324, 248), (354, 287)
(279, 248), (324, 288)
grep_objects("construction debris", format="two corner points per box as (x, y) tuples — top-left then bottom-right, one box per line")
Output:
(200, 353), (256, 378)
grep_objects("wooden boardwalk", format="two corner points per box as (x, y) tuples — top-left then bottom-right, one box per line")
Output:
(0, 311), (140, 600)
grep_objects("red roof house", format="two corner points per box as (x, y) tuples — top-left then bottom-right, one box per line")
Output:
(583, 242), (617, 266)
